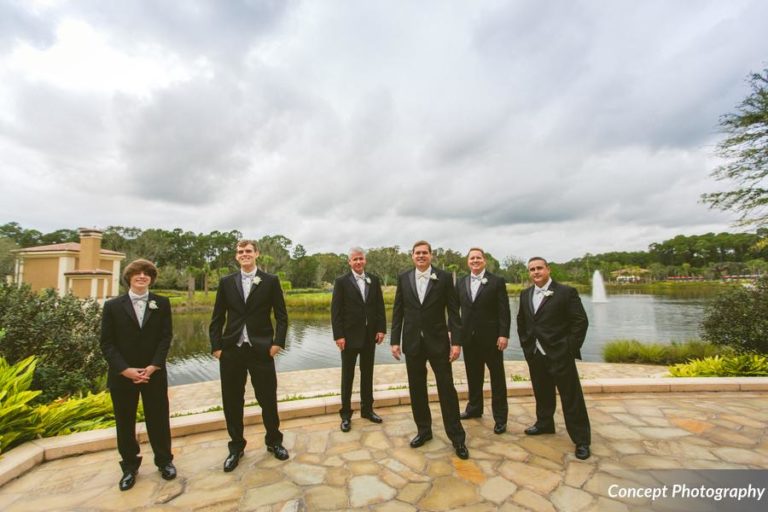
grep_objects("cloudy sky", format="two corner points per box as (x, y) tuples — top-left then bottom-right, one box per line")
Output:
(1, 0), (766, 262)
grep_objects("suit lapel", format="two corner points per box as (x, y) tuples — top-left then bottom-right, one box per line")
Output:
(408, 270), (418, 302)
(121, 294), (140, 327)
(423, 270), (436, 303)
(348, 272), (366, 303)
(533, 281), (555, 317)
(473, 272), (489, 302)
(234, 272), (245, 302)
(142, 293), (155, 328)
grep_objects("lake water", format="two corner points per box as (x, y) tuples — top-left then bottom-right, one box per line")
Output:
(166, 293), (709, 386)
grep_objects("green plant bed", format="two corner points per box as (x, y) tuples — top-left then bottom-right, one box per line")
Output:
(669, 354), (768, 377)
(0, 356), (142, 453)
(602, 339), (730, 365)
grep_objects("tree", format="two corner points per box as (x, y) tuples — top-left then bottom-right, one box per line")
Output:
(702, 68), (768, 227)
(701, 277), (768, 354)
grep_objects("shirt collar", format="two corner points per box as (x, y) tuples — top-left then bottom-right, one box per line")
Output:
(471, 269), (486, 280)
(535, 278), (552, 292)
(241, 267), (258, 279)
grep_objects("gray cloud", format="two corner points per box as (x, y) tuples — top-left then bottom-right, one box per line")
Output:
(0, 0), (763, 261)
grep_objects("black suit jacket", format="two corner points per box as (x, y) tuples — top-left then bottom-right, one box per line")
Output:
(390, 266), (462, 356)
(100, 292), (173, 388)
(209, 269), (288, 354)
(331, 272), (387, 349)
(457, 271), (511, 346)
(516, 280), (588, 361)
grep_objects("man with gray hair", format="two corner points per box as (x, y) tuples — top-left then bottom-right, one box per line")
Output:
(331, 247), (387, 432)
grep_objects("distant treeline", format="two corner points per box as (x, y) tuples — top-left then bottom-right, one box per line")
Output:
(1, 222), (766, 290)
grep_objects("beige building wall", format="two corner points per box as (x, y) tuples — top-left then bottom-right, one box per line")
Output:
(111, 260), (122, 296)
(70, 279), (91, 298)
(22, 258), (59, 292)
(58, 256), (76, 295)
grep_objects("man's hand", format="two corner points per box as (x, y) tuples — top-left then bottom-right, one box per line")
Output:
(335, 338), (346, 351)
(449, 345), (461, 363)
(212, 350), (222, 359)
(375, 332), (385, 344)
(270, 345), (282, 358)
(391, 344), (401, 361)
(497, 337), (509, 351)
(142, 365), (159, 379)
(121, 367), (149, 384)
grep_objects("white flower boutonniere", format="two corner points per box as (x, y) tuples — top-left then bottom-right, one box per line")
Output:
(430, 273), (438, 280)
(252, 276), (262, 286)
(543, 290), (554, 297)
(365, 277), (371, 284)
(148, 300), (158, 310)
(481, 277), (488, 284)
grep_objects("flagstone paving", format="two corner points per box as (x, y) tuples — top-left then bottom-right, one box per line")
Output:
(167, 361), (667, 415)
(1, 390), (766, 511)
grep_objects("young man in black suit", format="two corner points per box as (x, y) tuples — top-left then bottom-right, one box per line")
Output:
(391, 240), (468, 459)
(210, 239), (289, 471)
(457, 248), (511, 434)
(516, 256), (591, 460)
(331, 247), (387, 432)
(100, 259), (175, 491)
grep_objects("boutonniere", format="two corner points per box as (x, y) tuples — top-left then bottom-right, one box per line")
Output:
(252, 276), (262, 286)
(365, 277), (371, 284)
(148, 300), (158, 310)
(481, 277), (488, 284)
(430, 273), (438, 280)
(543, 290), (554, 297)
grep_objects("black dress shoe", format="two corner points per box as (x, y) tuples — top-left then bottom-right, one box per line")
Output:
(361, 411), (383, 423)
(119, 470), (137, 491)
(460, 411), (482, 420)
(409, 432), (433, 448)
(158, 463), (177, 480)
(340, 419), (351, 432)
(575, 444), (591, 460)
(223, 451), (244, 472)
(524, 425), (555, 436)
(493, 423), (507, 435)
(454, 443), (470, 459)
(267, 444), (289, 461)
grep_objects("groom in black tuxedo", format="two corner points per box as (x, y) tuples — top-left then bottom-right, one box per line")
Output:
(331, 247), (387, 432)
(210, 239), (289, 471)
(516, 256), (591, 460)
(391, 240), (468, 459)
(457, 248), (511, 434)
(100, 259), (175, 491)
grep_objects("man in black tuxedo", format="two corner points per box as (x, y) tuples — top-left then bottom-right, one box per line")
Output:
(516, 256), (591, 460)
(391, 241), (468, 459)
(100, 259), (175, 491)
(210, 239), (289, 471)
(457, 248), (511, 434)
(331, 247), (387, 432)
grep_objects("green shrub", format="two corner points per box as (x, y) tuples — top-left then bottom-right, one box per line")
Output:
(669, 354), (768, 377)
(0, 356), (42, 452)
(0, 283), (107, 402)
(602, 339), (728, 365)
(701, 277), (768, 354)
(0, 355), (136, 453)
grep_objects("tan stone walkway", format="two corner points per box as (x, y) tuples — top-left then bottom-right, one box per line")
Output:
(1, 390), (766, 511)
(168, 361), (667, 415)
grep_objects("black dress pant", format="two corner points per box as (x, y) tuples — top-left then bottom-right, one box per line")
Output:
(527, 350), (591, 445)
(110, 370), (173, 472)
(404, 347), (465, 446)
(339, 342), (376, 419)
(220, 344), (283, 453)
(463, 340), (508, 424)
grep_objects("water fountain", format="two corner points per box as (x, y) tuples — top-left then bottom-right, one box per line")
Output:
(591, 270), (609, 303)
